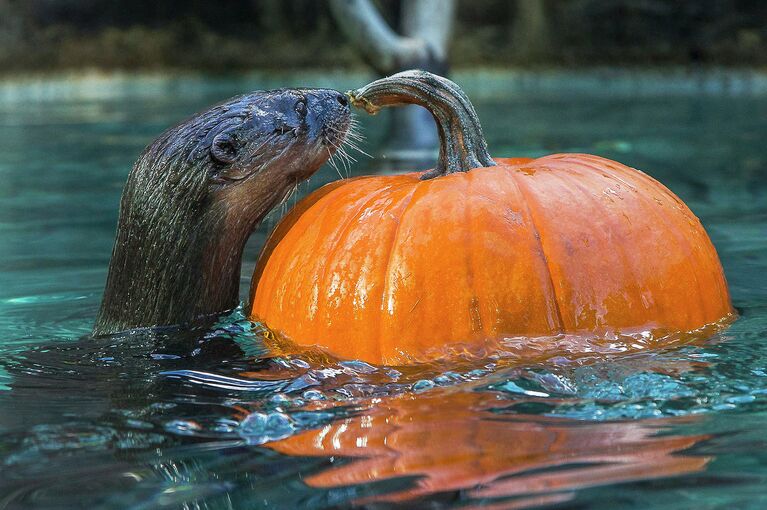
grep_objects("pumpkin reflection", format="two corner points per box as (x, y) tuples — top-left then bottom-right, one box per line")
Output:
(268, 391), (709, 504)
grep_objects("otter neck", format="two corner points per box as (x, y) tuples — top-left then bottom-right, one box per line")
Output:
(94, 177), (286, 336)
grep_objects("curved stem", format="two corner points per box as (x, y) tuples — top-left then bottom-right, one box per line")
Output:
(348, 70), (496, 179)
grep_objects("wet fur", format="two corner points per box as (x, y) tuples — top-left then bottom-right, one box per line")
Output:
(94, 89), (350, 335)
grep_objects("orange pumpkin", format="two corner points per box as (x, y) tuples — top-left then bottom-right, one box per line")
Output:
(268, 391), (709, 505)
(249, 71), (733, 364)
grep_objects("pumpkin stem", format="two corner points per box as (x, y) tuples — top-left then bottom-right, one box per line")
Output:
(348, 70), (496, 179)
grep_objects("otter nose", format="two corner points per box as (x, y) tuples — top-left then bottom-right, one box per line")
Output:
(312, 90), (351, 122)
(302, 89), (351, 143)
(322, 91), (350, 115)
(308, 90), (350, 115)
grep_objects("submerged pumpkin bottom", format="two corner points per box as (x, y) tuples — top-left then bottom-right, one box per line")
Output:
(248, 155), (733, 365)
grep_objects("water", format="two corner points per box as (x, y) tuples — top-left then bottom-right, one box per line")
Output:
(1, 70), (766, 509)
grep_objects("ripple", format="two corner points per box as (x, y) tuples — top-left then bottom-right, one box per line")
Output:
(161, 370), (290, 392)
(2, 72), (767, 509)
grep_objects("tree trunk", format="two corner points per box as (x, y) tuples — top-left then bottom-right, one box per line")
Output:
(512, 0), (553, 62)
(329, 0), (456, 171)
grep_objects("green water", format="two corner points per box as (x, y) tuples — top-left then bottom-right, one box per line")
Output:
(0, 70), (766, 509)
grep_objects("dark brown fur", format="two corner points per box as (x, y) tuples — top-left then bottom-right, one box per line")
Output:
(94, 89), (350, 335)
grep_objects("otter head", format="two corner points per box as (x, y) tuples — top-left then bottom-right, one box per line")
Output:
(94, 89), (351, 336)
(208, 90), (350, 183)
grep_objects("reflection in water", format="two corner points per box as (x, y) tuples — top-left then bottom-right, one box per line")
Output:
(0, 321), (718, 509)
(268, 390), (709, 506)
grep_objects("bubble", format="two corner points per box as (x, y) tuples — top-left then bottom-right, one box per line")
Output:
(338, 360), (377, 374)
(238, 412), (295, 445)
(164, 420), (202, 436)
(412, 379), (435, 393)
(302, 389), (325, 401)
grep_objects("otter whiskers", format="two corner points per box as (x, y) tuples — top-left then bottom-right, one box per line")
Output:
(325, 118), (369, 178)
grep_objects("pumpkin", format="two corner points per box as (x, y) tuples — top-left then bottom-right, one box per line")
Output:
(268, 391), (709, 504)
(249, 71), (733, 364)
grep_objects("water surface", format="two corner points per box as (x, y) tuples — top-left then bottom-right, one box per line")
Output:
(1, 70), (766, 509)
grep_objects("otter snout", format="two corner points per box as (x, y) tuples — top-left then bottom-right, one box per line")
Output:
(306, 90), (351, 149)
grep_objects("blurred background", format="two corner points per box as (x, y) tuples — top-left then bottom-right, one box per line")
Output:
(1, 0), (767, 73)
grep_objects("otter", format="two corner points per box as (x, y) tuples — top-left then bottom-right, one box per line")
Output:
(93, 89), (351, 336)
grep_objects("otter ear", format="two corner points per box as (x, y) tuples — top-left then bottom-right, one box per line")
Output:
(210, 131), (239, 165)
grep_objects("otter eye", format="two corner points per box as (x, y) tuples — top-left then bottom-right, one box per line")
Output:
(294, 99), (307, 116)
(210, 132), (238, 164)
